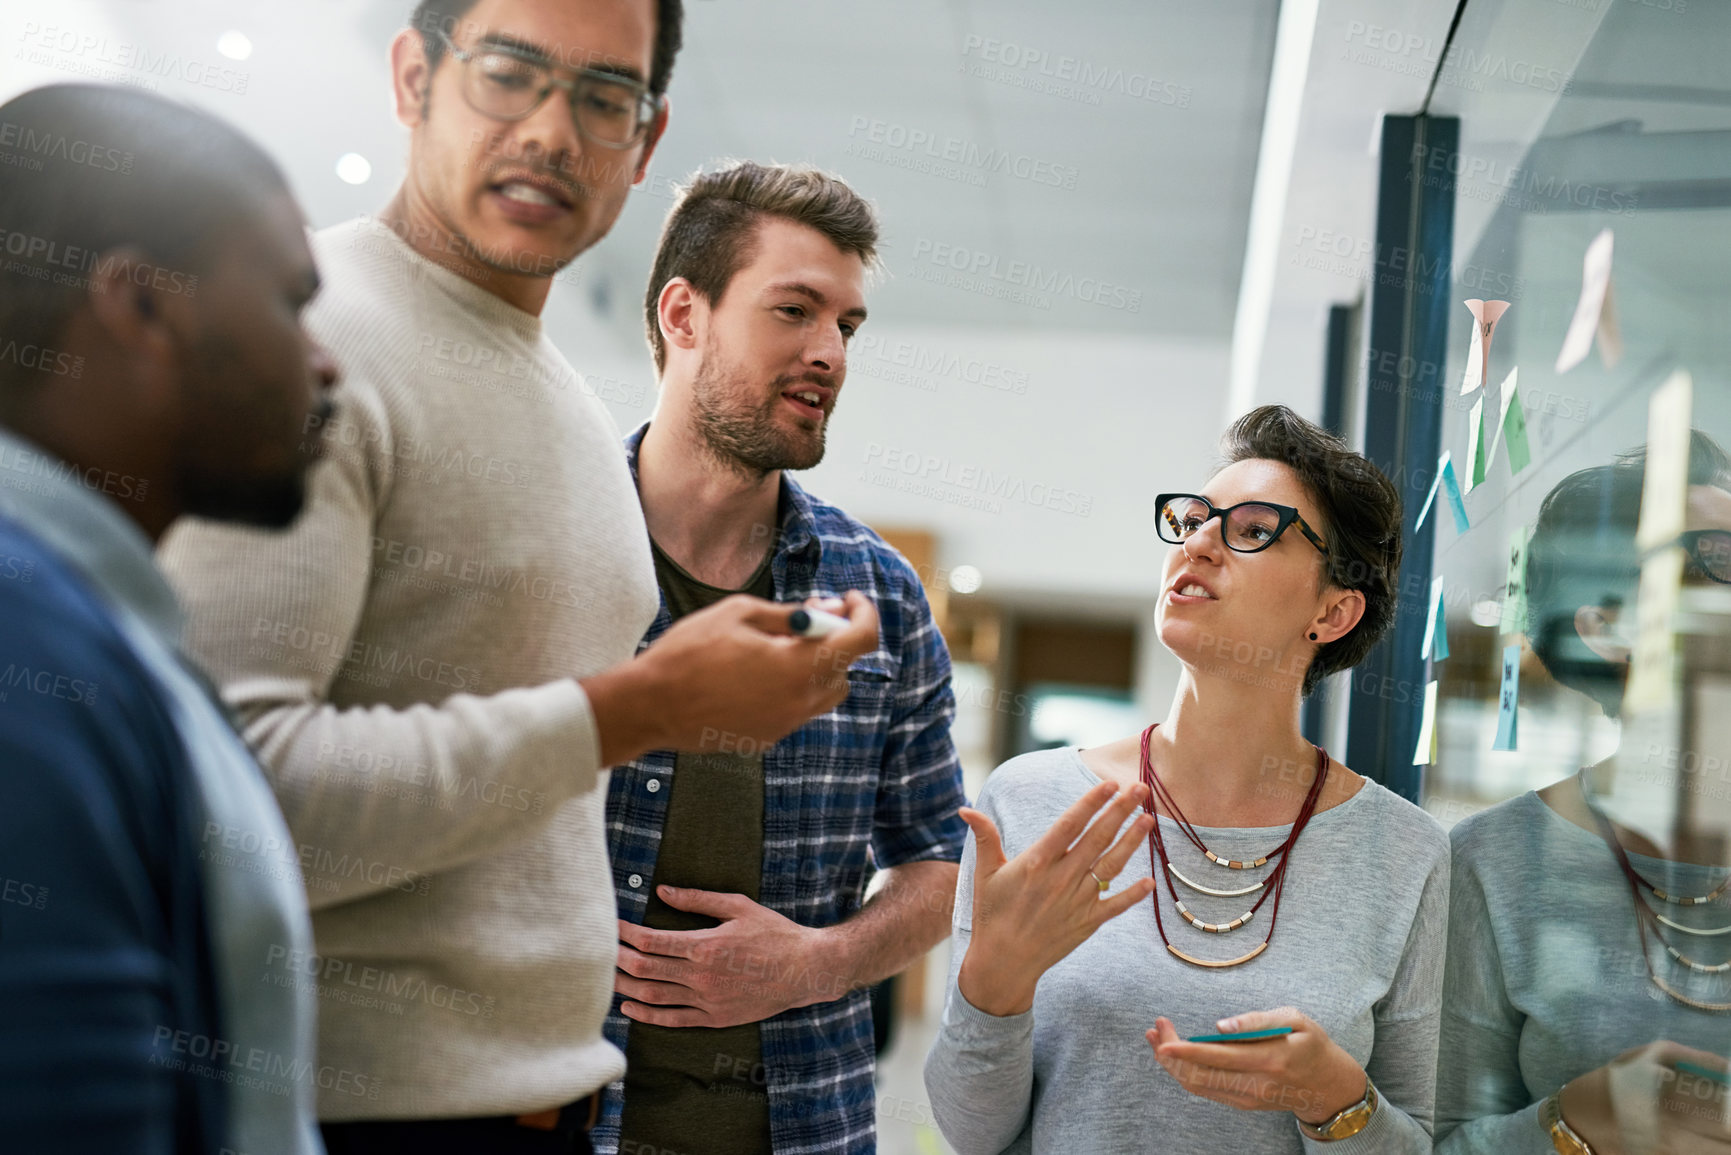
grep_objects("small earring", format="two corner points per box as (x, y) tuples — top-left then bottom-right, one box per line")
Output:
(1308, 632), (1319, 641)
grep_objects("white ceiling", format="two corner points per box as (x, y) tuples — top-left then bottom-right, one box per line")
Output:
(0, 0), (1280, 347)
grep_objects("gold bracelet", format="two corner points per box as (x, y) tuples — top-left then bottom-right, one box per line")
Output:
(1540, 1093), (1595, 1155)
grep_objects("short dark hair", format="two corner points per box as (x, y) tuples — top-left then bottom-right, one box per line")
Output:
(0, 84), (287, 399)
(1217, 405), (1404, 695)
(1526, 431), (1731, 717)
(643, 161), (879, 372)
(409, 0), (684, 98)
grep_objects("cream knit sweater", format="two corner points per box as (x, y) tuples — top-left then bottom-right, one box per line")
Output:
(159, 216), (660, 1120)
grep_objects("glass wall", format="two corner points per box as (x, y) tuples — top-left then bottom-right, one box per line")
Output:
(1424, 0), (1731, 818)
(1416, 0), (1731, 1148)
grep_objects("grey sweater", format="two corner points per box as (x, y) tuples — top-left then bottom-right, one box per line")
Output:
(159, 217), (661, 1119)
(1436, 790), (1731, 1152)
(923, 746), (1449, 1154)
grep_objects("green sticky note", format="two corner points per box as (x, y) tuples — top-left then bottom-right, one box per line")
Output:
(1500, 527), (1530, 636)
(1466, 397), (1487, 492)
(1502, 384), (1531, 474)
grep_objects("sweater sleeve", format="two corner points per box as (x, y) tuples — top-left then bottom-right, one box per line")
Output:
(1298, 827), (1449, 1155)
(1433, 844), (1552, 1154)
(923, 787), (1036, 1155)
(0, 570), (218, 1154)
(158, 384), (605, 910)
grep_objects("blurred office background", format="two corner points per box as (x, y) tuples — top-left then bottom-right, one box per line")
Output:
(6, 0), (1728, 1149)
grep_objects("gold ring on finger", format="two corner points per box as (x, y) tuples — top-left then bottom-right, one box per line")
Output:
(1089, 869), (1109, 894)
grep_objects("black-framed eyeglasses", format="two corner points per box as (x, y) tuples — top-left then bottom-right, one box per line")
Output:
(1155, 493), (1330, 556)
(1679, 529), (1731, 584)
(434, 30), (662, 149)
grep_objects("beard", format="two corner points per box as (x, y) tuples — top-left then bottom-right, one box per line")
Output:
(182, 466), (310, 530)
(690, 338), (831, 476)
(178, 335), (329, 531)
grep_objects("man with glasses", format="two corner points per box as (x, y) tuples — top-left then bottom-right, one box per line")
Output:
(159, 3), (879, 1152)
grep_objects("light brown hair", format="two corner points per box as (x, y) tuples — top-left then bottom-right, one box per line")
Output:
(644, 161), (879, 372)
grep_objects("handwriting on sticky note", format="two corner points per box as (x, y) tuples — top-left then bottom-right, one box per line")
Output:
(1461, 299), (1511, 394)
(1493, 644), (1520, 751)
(1500, 527), (1530, 636)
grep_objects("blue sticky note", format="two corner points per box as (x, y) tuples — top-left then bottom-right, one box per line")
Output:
(1440, 456), (1471, 533)
(1433, 581), (1449, 660)
(1415, 455), (1445, 530)
(1493, 643), (1520, 750)
(1420, 576), (1449, 662)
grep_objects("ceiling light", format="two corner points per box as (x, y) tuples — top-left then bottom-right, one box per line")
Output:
(216, 31), (252, 61)
(336, 154), (372, 185)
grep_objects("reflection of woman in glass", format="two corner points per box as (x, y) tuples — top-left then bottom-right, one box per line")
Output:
(1435, 433), (1731, 1153)
(925, 407), (1448, 1153)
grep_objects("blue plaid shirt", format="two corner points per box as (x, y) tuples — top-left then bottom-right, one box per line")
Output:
(595, 424), (967, 1154)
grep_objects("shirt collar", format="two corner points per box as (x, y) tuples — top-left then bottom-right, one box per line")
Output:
(623, 421), (821, 562)
(0, 426), (183, 650)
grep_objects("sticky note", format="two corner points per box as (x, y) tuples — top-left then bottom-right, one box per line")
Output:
(1625, 549), (1684, 716)
(1500, 527), (1530, 636)
(1415, 458), (1442, 530)
(1460, 299), (1511, 394)
(1624, 373), (1695, 715)
(1488, 368), (1517, 463)
(1465, 397), (1487, 493)
(1416, 451), (1470, 533)
(1493, 644), (1520, 750)
(1441, 455), (1471, 534)
(1500, 378), (1531, 475)
(1598, 281), (1624, 370)
(1413, 681), (1440, 766)
(1634, 370), (1694, 551)
(1421, 576), (1449, 661)
(1556, 230), (1616, 374)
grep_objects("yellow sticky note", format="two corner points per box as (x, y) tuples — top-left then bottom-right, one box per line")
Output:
(1635, 371), (1694, 551)
(1625, 549), (1684, 716)
(1413, 681), (1440, 766)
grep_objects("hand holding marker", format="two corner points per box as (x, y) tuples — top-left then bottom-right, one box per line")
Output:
(788, 605), (853, 638)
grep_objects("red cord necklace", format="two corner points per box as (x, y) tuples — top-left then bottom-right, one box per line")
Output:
(1138, 723), (1330, 968)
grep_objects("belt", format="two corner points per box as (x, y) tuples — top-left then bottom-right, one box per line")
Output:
(516, 1092), (601, 1133)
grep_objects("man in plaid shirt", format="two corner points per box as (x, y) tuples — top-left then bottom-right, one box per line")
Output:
(596, 162), (967, 1155)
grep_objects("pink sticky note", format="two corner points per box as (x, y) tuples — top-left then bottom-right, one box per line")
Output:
(1556, 230), (1615, 374)
(1461, 299), (1511, 394)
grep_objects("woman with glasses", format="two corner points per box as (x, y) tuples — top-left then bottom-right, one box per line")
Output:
(1436, 434), (1731, 1154)
(924, 405), (1447, 1153)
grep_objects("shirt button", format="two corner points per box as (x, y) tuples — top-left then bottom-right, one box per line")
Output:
(646, 779), (661, 793)
(628, 874), (644, 888)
